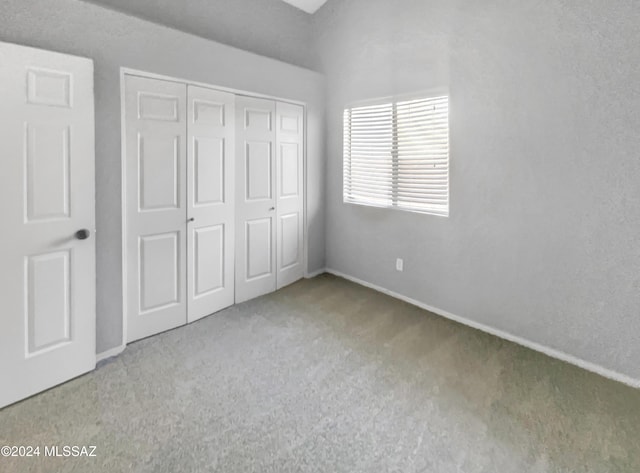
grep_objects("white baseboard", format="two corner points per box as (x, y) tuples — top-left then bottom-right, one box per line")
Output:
(325, 268), (640, 390)
(96, 344), (126, 363)
(305, 267), (327, 279)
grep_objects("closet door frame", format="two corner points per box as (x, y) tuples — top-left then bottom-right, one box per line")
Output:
(119, 68), (308, 347)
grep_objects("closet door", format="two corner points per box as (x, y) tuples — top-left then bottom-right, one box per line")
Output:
(125, 76), (187, 342)
(276, 102), (304, 289)
(187, 86), (235, 322)
(235, 96), (277, 303)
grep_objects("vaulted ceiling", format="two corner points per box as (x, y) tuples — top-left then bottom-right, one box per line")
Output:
(280, 0), (328, 14)
(83, 0), (319, 70)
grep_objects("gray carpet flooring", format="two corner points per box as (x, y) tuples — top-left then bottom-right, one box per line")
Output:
(1, 274), (639, 472)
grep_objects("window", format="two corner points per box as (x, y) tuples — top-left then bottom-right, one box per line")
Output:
(343, 95), (449, 216)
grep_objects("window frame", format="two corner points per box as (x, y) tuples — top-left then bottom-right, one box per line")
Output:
(343, 90), (450, 217)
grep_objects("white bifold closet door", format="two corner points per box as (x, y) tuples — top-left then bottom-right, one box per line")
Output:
(125, 75), (303, 341)
(275, 101), (305, 289)
(125, 76), (188, 342)
(235, 97), (277, 303)
(0, 42), (96, 408)
(125, 76), (235, 342)
(235, 97), (304, 302)
(186, 85), (235, 323)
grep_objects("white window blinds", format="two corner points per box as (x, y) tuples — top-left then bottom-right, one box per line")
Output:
(343, 95), (449, 216)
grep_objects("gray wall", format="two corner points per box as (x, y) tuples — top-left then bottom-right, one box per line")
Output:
(82, 0), (316, 70)
(314, 0), (640, 380)
(0, 0), (325, 353)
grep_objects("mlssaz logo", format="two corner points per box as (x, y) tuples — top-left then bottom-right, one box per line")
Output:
(44, 446), (97, 457)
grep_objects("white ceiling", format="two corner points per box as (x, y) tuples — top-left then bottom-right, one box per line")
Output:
(280, 0), (328, 14)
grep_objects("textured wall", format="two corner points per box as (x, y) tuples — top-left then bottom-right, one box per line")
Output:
(82, 0), (315, 70)
(314, 0), (640, 380)
(0, 0), (325, 353)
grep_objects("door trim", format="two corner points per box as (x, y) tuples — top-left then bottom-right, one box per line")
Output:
(96, 344), (126, 363)
(120, 67), (308, 346)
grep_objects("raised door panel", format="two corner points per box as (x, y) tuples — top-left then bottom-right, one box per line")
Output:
(27, 68), (72, 107)
(139, 232), (180, 313)
(280, 114), (299, 134)
(194, 225), (224, 296)
(246, 218), (272, 280)
(138, 93), (179, 121)
(26, 250), (71, 354)
(245, 109), (272, 132)
(193, 100), (225, 126)
(280, 143), (299, 198)
(194, 137), (224, 206)
(138, 133), (180, 211)
(246, 142), (272, 201)
(279, 213), (300, 270)
(25, 123), (71, 221)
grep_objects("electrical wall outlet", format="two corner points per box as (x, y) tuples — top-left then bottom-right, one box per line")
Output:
(396, 258), (404, 272)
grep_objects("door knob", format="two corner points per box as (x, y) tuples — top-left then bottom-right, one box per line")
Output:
(188, 217), (195, 222)
(75, 229), (90, 240)
(269, 207), (275, 211)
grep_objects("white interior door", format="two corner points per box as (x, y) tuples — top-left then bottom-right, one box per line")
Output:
(0, 42), (96, 408)
(125, 75), (187, 342)
(187, 85), (235, 322)
(235, 96), (277, 303)
(276, 102), (304, 289)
